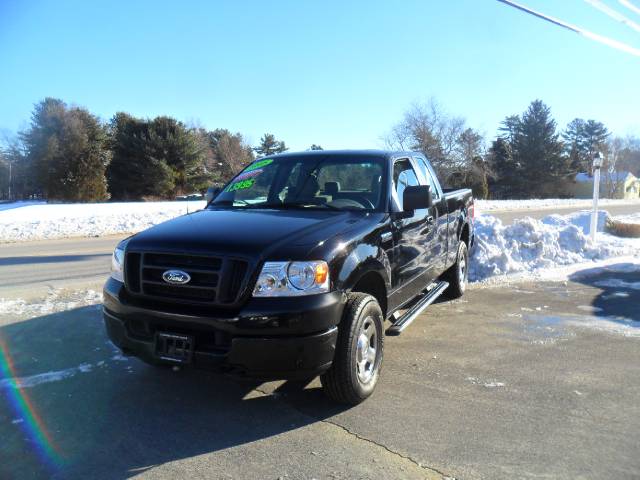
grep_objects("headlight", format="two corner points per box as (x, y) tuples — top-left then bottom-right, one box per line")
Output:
(110, 246), (125, 283)
(253, 261), (329, 297)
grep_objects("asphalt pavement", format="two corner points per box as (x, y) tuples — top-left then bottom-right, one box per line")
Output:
(0, 235), (125, 300)
(1, 268), (639, 479)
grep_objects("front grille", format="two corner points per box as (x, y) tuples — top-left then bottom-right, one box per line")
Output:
(125, 251), (251, 306)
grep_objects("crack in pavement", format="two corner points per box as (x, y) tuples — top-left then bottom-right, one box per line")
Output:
(320, 418), (450, 479)
(250, 385), (452, 479)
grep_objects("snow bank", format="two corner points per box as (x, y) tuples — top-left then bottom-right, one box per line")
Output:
(477, 198), (639, 212)
(613, 212), (640, 225)
(470, 210), (640, 282)
(0, 200), (206, 242)
(2, 198), (637, 243)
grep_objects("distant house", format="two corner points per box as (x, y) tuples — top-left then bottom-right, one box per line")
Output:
(572, 171), (640, 199)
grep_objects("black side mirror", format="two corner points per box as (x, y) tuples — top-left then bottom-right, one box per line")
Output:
(403, 185), (432, 212)
(205, 186), (221, 204)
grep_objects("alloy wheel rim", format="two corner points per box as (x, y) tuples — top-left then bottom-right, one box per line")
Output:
(459, 246), (467, 288)
(356, 316), (378, 384)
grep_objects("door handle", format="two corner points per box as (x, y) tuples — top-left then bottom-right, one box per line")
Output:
(426, 215), (434, 225)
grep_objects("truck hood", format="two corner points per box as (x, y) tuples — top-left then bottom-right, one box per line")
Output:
(127, 208), (367, 258)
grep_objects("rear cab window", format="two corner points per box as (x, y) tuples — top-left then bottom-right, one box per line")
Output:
(414, 156), (442, 200)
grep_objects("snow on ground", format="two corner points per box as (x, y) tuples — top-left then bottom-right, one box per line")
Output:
(612, 212), (640, 225)
(0, 200), (205, 242)
(0, 289), (103, 318)
(0, 200), (45, 212)
(469, 210), (640, 283)
(0, 363), (94, 389)
(0, 199), (638, 285)
(0, 288), (131, 392)
(525, 313), (640, 339)
(477, 198), (639, 212)
(563, 315), (640, 337)
(1, 198), (638, 242)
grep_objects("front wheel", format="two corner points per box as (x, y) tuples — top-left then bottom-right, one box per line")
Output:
(320, 293), (384, 405)
(444, 241), (469, 298)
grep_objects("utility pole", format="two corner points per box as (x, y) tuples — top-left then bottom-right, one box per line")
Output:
(8, 159), (11, 201)
(590, 152), (603, 243)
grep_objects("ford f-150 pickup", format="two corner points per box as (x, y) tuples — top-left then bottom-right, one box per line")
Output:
(103, 150), (474, 404)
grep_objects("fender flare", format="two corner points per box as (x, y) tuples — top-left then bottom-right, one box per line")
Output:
(335, 243), (391, 294)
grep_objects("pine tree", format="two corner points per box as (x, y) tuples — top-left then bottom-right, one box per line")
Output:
(563, 118), (586, 171)
(147, 116), (208, 195)
(68, 108), (110, 201)
(582, 120), (609, 169)
(107, 115), (209, 199)
(487, 137), (517, 198)
(107, 112), (175, 200)
(253, 133), (288, 157)
(21, 98), (109, 201)
(510, 100), (568, 197)
(563, 118), (609, 173)
(498, 115), (521, 145)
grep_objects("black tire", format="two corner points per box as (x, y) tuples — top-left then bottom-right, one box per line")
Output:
(443, 240), (469, 299)
(320, 293), (384, 405)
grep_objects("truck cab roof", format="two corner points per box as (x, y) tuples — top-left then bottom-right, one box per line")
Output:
(267, 149), (424, 160)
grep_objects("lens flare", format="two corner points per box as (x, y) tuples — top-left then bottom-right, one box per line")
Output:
(0, 336), (64, 469)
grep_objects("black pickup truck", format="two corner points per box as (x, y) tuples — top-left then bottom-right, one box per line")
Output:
(103, 150), (474, 404)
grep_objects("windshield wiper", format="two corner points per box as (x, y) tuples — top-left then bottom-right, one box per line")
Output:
(213, 200), (343, 211)
(238, 201), (343, 211)
(281, 201), (342, 211)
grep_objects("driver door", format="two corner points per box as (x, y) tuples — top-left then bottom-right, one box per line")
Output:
(387, 158), (437, 309)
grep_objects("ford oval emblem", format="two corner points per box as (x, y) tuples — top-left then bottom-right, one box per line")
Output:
(162, 270), (191, 285)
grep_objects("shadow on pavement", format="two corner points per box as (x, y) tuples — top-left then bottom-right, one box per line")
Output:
(569, 262), (640, 322)
(0, 305), (347, 480)
(0, 254), (111, 267)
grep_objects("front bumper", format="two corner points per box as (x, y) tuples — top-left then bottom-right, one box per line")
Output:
(103, 278), (344, 379)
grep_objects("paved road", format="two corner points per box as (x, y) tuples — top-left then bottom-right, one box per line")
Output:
(0, 235), (126, 300)
(1, 266), (639, 479)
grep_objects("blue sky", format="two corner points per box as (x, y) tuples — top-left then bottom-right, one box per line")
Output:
(1, 0), (639, 150)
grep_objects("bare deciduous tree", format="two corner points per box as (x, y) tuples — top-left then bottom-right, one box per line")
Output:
(385, 98), (470, 178)
(602, 136), (640, 197)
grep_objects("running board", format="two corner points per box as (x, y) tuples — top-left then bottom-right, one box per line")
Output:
(386, 281), (449, 336)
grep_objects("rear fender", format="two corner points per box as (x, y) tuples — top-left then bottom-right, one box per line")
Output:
(447, 210), (471, 265)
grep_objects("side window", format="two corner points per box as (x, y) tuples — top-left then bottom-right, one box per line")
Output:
(415, 157), (440, 200)
(392, 159), (420, 210)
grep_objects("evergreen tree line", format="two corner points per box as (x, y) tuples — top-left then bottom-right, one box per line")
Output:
(0, 98), (290, 201)
(1, 97), (639, 201)
(388, 98), (640, 199)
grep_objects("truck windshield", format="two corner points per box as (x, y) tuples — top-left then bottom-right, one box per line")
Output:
(210, 155), (386, 211)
